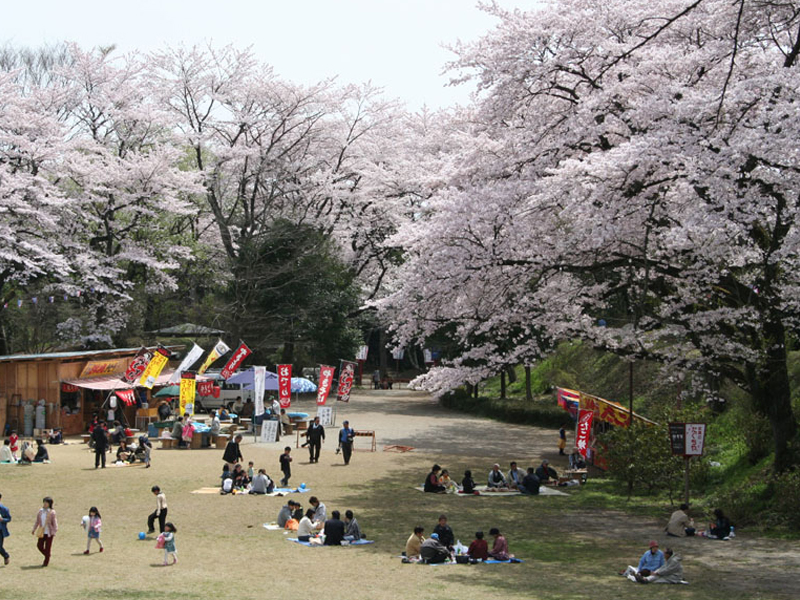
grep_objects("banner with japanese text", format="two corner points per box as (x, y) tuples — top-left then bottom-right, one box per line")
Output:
(278, 364), (292, 408)
(168, 343), (204, 384)
(356, 345), (369, 361)
(121, 347), (153, 384)
(336, 360), (357, 403)
(576, 409), (594, 458)
(197, 340), (230, 375)
(316, 365), (335, 406)
(253, 366), (266, 416)
(80, 359), (124, 379)
(220, 341), (252, 380)
(139, 347), (170, 389)
(179, 372), (196, 416)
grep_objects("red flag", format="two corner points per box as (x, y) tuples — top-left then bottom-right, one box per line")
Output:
(278, 364), (292, 408)
(220, 342), (252, 380)
(197, 380), (214, 397)
(316, 365), (335, 406)
(336, 360), (357, 403)
(576, 409), (594, 458)
(115, 389), (136, 406)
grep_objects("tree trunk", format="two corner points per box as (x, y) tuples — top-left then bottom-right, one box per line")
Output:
(378, 328), (388, 376)
(506, 365), (517, 383)
(281, 341), (295, 366)
(500, 370), (506, 399)
(747, 318), (799, 472)
(525, 366), (533, 402)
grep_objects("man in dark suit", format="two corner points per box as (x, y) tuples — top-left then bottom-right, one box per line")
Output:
(305, 416), (325, 463)
(92, 421), (109, 468)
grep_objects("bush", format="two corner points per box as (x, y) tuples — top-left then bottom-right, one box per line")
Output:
(773, 469), (800, 530)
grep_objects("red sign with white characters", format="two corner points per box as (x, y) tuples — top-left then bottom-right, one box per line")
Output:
(220, 342), (252, 380)
(278, 364), (292, 408)
(316, 365), (335, 406)
(336, 360), (357, 403)
(576, 409), (594, 458)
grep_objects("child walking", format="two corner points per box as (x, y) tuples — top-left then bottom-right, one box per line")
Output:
(279, 446), (292, 487)
(162, 522), (177, 565)
(83, 506), (104, 554)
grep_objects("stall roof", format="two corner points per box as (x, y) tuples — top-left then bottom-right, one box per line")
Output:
(148, 323), (226, 336)
(61, 368), (213, 390)
(0, 346), (184, 364)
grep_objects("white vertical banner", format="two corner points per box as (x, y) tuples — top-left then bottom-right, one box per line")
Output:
(168, 343), (205, 383)
(253, 366), (266, 416)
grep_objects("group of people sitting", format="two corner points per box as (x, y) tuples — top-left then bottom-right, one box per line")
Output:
(404, 514), (513, 564)
(220, 460), (274, 494)
(424, 460), (559, 495)
(278, 496), (363, 545)
(666, 504), (733, 540)
(1, 436), (50, 464)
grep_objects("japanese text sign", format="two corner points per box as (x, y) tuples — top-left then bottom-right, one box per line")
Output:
(278, 364), (292, 408)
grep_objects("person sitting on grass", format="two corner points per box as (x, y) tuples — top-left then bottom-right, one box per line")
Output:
(249, 469), (273, 495)
(620, 540), (665, 579)
(405, 526), (425, 559)
(278, 501), (298, 528)
(702, 508), (732, 539)
(230, 463), (250, 488)
(461, 470), (477, 494)
(506, 462), (524, 489)
(116, 441), (135, 464)
(344, 510), (362, 541)
(487, 463), (509, 490)
(420, 533), (451, 564)
(634, 548), (685, 584)
(535, 459), (558, 484)
(467, 531), (489, 560)
(666, 503), (696, 537)
(520, 467), (541, 495)
(424, 464), (446, 493)
(323, 510), (346, 546)
(488, 527), (511, 560)
(432, 514), (454, 550)
(33, 439), (50, 463)
(297, 508), (318, 542)
(439, 469), (459, 493)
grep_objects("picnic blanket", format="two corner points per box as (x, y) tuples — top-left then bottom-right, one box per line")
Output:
(420, 558), (525, 566)
(414, 485), (568, 497)
(288, 538), (375, 547)
(191, 487), (312, 495)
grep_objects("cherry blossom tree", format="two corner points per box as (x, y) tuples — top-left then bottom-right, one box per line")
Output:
(382, 0), (800, 470)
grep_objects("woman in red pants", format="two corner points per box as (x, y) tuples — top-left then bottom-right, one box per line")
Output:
(31, 496), (58, 567)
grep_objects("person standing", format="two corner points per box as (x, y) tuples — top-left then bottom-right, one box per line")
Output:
(558, 424), (568, 455)
(83, 506), (104, 554)
(222, 434), (243, 468)
(279, 446), (293, 487)
(0, 492), (11, 565)
(338, 420), (355, 465)
(147, 486), (168, 534)
(92, 421), (108, 469)
(305, 416), (325, 463)
(32, 496), (57, 567)
(161, 522), (177, 566)
(372, 369), (381, 390)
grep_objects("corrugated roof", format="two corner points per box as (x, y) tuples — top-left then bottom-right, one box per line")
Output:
(0, 346), (184, 364)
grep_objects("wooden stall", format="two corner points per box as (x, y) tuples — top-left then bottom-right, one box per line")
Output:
(0, 347), (176, 437)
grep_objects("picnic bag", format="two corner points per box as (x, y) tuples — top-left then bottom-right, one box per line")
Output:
(155, 533), (165, 549)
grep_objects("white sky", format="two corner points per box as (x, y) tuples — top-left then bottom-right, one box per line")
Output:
(1, 0), (535, 110)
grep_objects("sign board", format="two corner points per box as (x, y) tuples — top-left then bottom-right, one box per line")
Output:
(259, 420), (279, 443)
(317, 406), (333, 427)
(669, 422), (706, 456)
(80, 359), (124, 379)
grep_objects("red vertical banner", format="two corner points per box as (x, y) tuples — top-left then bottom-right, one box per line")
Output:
(336, 360), (357, 403)
(576, 409), (594, 458)
(278, 364), (292, 408)
(316, 365), (335, 406)
(220, 342), (252, 380)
